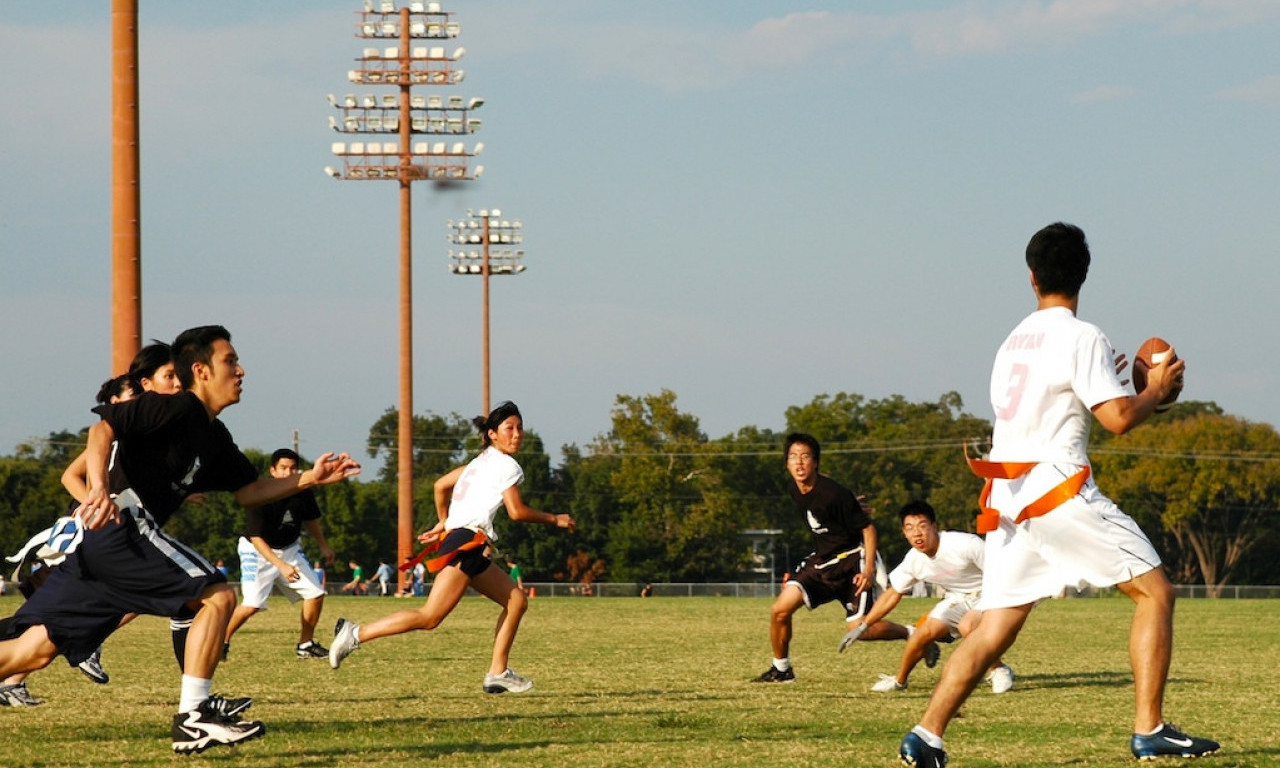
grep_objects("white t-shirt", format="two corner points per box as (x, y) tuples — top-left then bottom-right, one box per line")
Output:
(444, 446), (524, 541)
(888, 531), (986, 596)
(988, 306), (1128, 474)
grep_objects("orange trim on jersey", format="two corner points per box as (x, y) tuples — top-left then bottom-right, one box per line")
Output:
(964, 448), (1091, 534)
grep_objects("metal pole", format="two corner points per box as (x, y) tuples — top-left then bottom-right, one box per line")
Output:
(111, 0), (141, 374)
(482, 214), (491, 416)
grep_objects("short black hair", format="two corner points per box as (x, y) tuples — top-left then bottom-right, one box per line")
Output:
(271, 448), (301, 467)
(898, 500), (937, 525)
(784, 433), (820, 464)
(1026, 222), (1090, 298)
(472, 400), (522, 448)
(95, 374), (137, 405)
(127, 341), (172, 387)
(172, 325), (231, 390)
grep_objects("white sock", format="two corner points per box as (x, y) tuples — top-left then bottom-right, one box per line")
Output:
(773, 657), (791, 672)
(912, 725), (944, 750)
(1141, 723), (1166, 736)
(178, 675), (212, 713)
(906, 625), (916, 637)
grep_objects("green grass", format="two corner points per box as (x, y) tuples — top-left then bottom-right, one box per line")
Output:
(1, 594), (1277, 767)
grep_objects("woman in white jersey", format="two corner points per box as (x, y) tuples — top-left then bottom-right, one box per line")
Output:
(328, 402), (576, 693)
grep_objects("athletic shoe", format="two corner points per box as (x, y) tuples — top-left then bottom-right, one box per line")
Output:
(923, 641), (941, 669)
(0, 682), (45, 707)
(900, 732), (948, 768)
(872, 674), (908, 692)
(296, 640), (329, 659)
(206, 693), (253, 719)
(78, 646), (110, 684)
(751, 665), (796, 683)
(987, 664), (1015, 694)
(1130, 722), (1219, 761)
(328, 618), (360, 669)
(171, 698), (266, 755)
(483, 668), (533, 694)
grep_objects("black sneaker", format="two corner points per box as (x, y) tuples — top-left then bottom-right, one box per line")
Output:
(900, 732), (948, 767)
(206, 693), (253, 719)
(171, 699), (265, 754)
(751, 665), (796, 683)
(923, 641), (941, 669)
(1130, 723), (1219, 760)
(296, 641), (329, 659)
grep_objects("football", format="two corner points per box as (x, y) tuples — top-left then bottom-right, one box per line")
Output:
(1132, 337), (1180, 413)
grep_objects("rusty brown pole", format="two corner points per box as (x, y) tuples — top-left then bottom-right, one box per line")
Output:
(395, 7), (414, 594)
(111, 0), (141, 374)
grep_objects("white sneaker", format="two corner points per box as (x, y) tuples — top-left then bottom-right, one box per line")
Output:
(871, 674), (907, 692)
(988, 664), (1014, 694)
(328, 618), (360, 669)
(483, 668), (533, 694)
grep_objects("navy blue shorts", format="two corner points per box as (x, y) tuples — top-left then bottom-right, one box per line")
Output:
(4, 504), (224, 665)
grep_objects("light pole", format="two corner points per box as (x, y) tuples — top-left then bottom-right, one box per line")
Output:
(111, 0), (141, 374)
(325, 0), (485, 592)
(447, 210), (525, 416)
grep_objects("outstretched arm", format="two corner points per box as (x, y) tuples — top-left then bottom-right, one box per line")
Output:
(234, 452), (361, 507)
(501, 484), (575, 531)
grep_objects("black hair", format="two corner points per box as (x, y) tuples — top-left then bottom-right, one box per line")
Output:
(1025, 222), (1090, 298)
(172, 325), (231, 390)
(472, 400), (522, 448)
(784, 432), (821, 464)
(95, 374), (137, 405)
(898, 500), (937, 525)
(271, 448), (301, 467)
(127, 340), (172, 388)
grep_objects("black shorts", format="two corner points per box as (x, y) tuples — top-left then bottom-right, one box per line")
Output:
(788, 551), (878, 621)
(435, 528), (492, 578)
(4, 502), (224, 665)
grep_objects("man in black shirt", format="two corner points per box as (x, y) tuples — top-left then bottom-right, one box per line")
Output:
(0, 326), (360, 754)
(223, 448), (336, 660)
(753, 433), (907, 683)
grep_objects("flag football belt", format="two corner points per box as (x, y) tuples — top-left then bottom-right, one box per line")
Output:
(400, 528), (489, 575)
(965, 450), (1090, 535)
(816, 546), (863, 570)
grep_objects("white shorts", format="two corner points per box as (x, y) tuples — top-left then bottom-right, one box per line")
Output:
(979, 478), (1161, 611)
(237, 537), (325, 609)
(927, 591), (981, 635)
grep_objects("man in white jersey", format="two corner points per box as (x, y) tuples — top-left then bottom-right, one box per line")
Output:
(843, 501), (1012, 694)
(898, 223), (1217, 767)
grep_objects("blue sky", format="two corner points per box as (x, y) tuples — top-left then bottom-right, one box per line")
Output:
(2, 1), (1278, 473)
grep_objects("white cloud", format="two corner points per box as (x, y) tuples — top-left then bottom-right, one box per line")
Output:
(1071, 84), (1140, 103)
(1216, 74), (1280, 105)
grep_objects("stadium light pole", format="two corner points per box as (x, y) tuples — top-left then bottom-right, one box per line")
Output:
(325, 0), (484, 593)
(447, 210), (525, 415)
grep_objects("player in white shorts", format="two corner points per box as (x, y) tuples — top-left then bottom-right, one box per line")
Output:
(842, 501), (1013, 694)
(898, 223), (1217, 767)
(223, 449), (336, 660)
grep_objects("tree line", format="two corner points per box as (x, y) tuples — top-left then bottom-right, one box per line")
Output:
(3, 390), (1279, 591)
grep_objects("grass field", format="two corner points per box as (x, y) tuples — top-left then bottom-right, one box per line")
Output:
(1, 593), (1276, 767)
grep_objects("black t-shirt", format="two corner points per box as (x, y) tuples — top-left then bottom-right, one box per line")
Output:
(91, 391), (257, 527)
(787, 474), (871, 563)
(246, 490), (321, 549)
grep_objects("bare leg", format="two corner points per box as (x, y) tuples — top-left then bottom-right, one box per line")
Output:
(1116, 568), (1174, 733)
(918, 604), (1031, 736)
(223, 604), (259, 644)
(0, 626), (57, 680)
(183, 584), (236, 680)
(860, 619), (911, 641)
(895, 618), (950, 684)
(299, 596), (323, 645)
(357, 564), (473, 642)
(467, 565), (528, 675)
(769, 585), (806, 659)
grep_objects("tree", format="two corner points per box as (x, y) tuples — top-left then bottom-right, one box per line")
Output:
(365, 407), (472, 486)
(1095, 408), (1280, 592)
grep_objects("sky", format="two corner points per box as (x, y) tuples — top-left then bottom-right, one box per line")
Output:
(2, 1), (1279, 476)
